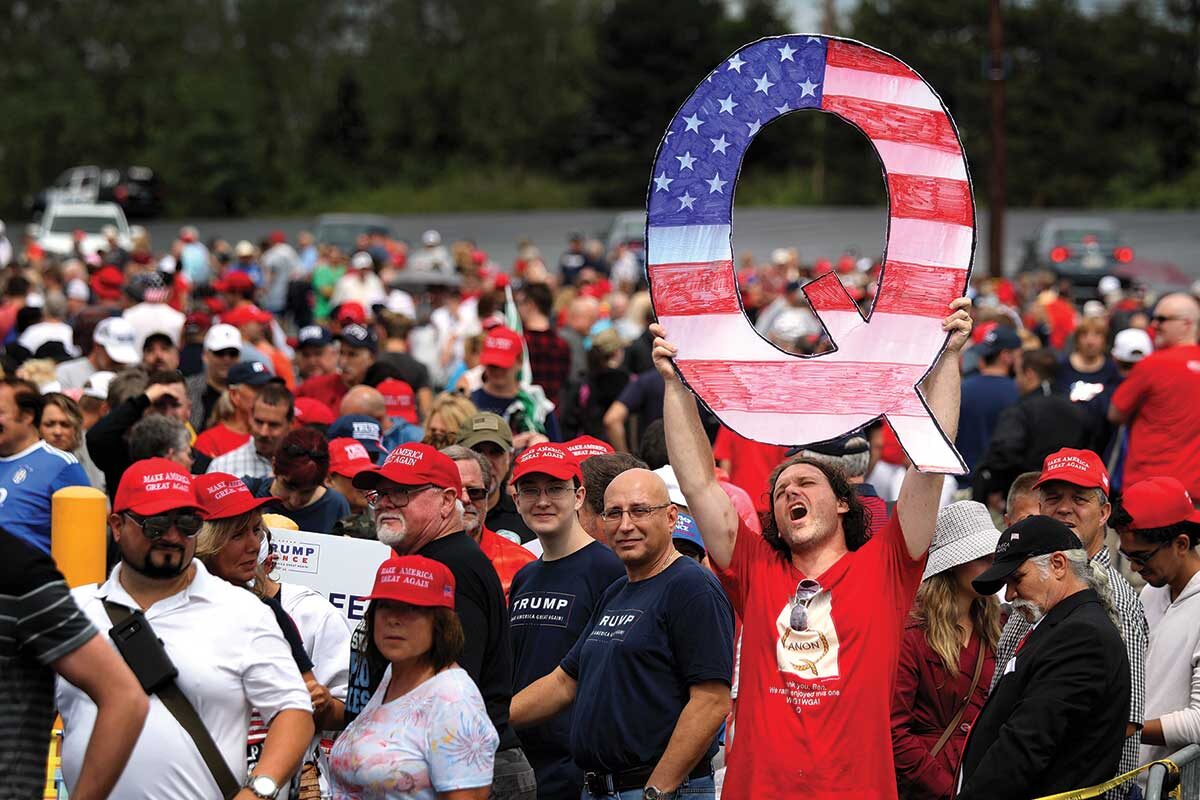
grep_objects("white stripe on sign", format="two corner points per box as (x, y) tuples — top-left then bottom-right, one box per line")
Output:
(886, 217), (974, 270)
(823, 66), (943, 112)
(873, 140), (969, 182)
(647, 224), (732, 266)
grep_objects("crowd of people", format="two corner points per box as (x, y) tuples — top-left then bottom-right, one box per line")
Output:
(3, 222), (1199, 800)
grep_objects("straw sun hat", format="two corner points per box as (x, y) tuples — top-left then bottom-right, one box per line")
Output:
(922, 501), (1002, 582)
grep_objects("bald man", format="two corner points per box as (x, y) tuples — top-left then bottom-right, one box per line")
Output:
(1110, 293), (1200, 496)
(511, 469), (733, 800)
(340, 385), (422, 451)
(559, 296), (600, 379)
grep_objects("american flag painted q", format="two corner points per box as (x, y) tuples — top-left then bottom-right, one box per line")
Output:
(647, 35), (975, 474)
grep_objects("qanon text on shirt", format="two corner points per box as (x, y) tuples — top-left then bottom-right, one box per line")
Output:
(510, 592), (577, 628)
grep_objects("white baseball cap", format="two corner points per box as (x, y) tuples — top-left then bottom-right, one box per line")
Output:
(652, 465), (689, 509)
(235, 240), (256, 258)
(66, 279), (90, 302)
(1098, 275), (1121, 295)
(84, 371), (115, 400)
(1112, 328), (1153, 363)
(421, 229), (441, 247)
(204, 323), (243, 353)
(385, 289), (416, 318)
(350, 251), (374, 270)
(93, 317), (139, 365)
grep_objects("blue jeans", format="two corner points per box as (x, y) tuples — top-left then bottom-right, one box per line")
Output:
(581, 775), (715, 799)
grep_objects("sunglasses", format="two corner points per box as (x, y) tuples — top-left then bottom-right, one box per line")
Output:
(789, 579), (822, 632)
(210, 348), (240, 359)
(124, 510), (203, 539)
(281, 444), (329, 462)
(464, 487), (489, 502)
(1151, 315), (1188, 325)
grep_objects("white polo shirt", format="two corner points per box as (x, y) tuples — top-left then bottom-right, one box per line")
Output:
(56, 561), (312, 799)
(278, 582), (351, 698)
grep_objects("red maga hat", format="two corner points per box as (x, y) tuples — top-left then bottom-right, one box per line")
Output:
(1033, 448), (1110, 494)
(114, 458), (200, 515)
(216, 271), (256, 293)
(193, 473), (275, 520)
(366, 555), (456, 609)
(511, 442), (582, 483)
(480, 326), (523, 369)
(1121, 477), (1200, 529)
(377, 378), (418, 424)
(294, 397), (336, 427)
(221, 304), (272, 327)
(328, 437), (376, 479)
(562, 435), (615, 461)
(352, 443), (463, 494)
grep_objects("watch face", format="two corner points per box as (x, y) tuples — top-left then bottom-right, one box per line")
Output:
(642, 789), (659, 800)
(251, 776), (277, 797)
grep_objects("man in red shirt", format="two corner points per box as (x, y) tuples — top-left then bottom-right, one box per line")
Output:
(1110, 293), (1200, 497)
(296, 323), (376, 410)
(651, 297), (971, 799)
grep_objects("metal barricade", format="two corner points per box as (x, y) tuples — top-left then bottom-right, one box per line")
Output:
(1145, 744), (1200, 800)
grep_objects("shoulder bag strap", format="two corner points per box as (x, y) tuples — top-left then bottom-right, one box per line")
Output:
(928, 639), (987, 760)
(104, 601), (242, 800)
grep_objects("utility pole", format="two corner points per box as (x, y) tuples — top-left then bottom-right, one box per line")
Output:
(988, 0), (1006, 278)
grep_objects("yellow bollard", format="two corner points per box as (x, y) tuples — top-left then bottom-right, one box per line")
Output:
(51, 486), (108, 589)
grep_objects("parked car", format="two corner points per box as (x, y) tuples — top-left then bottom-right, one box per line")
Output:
(28, 165), (164, 218)
(34, 203), (132, 257)
(315, 213), (394, 254)
(1020, 217), (1134, 288)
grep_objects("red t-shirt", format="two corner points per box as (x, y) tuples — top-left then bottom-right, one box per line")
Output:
(297, 372), (350, 411)
(477, 527), (536, 602)
(193, 422), (250, 458)
(1111, 343), (1200, 496)
(718, 513), (924, 799)
(712, 427), (789, 515)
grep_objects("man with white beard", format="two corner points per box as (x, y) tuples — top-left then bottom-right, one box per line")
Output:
(343, 443), (536, 800)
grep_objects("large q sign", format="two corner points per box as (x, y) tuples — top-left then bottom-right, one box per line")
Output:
(647, 35), (974, 474)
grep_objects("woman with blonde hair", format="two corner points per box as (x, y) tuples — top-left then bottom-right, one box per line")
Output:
(892, 501), (1002, 799)
(421, 392), (477, 450)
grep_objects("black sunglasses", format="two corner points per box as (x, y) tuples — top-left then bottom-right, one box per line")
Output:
(465, 487), (489, 501)
(124, 510), (203, 539)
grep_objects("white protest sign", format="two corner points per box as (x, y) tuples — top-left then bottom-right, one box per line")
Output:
(269, 528), (391, 623)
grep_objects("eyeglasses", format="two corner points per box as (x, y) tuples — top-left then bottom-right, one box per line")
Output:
(516, 484), (574, 502)
(599, 503), (671, 524)
(365, 484), (436, 508)
(1151, 315), (1188, 325)
(1120, 541), (1170, 566)
(789, 579), (822, 632)
(124, 510), (204, 539)
(464, 487), (489, 502)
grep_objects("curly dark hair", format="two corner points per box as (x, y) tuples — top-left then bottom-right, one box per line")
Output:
(1111, 500), (1200, 548)
(760, 454), (870, 562)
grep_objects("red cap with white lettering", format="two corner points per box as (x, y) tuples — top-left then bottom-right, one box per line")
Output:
(193, 472), (275, 520)
(328, 438), (376, 479)
(114, 458), (201, 515)
(352, 443), (463, 494)
(366, 555), (456, 609)
(1033, 448), (1110, 493)
(511, 443), (582, 483)
(480, 326), (523, 369)
(562, 435), (615, 461)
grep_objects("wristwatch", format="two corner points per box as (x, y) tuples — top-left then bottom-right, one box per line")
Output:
(246, 775), (280, 799)
(643, 787), (677, 800)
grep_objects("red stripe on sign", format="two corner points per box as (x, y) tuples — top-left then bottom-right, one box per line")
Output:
(678, 359), (928, 416)
(822, 95), (960, 153)
(649, 260), (740, 316)
(825, 39), (917, 80)
(888, 174), (974, 228)
(803, 272), (859, 312)
(873, 260), (968, 318)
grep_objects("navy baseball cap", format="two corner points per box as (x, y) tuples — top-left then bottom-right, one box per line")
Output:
(328, 414), (386, 461)
(971, 515), (1084, 595)
(297, 325), (333, 349)
(227, 361), (281, 387)
(976, 326), (1022, 359)
(337, 323), (377, 353)
(787, 432), (870, 459)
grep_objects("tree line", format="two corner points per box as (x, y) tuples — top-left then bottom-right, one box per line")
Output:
(0, 0), (1195, 217)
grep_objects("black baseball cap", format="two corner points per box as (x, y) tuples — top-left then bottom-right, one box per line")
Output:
(971, 515), (1084, 595)
(227, 361), (282, 387)
(143, 332), (176, 351)
(787, 432), (870, 459)
(297, 325), (333, 349)
(337, 323), (378, 353)
(976, 326), (1022, 359)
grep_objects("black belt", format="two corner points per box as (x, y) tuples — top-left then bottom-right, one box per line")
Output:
(583, 760), (712, 795)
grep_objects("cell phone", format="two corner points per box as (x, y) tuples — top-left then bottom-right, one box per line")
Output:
(109, 610), (178, 693)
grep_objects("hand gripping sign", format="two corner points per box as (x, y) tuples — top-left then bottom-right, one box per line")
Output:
(647, 35), (974, 474)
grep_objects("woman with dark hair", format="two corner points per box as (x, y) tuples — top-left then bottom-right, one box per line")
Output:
(244, 427), (350, 533)
(330, 555), (497, 800)
(891, 502), (1001, 799)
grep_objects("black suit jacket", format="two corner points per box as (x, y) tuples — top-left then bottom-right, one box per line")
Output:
(958, 588), (1130, 800)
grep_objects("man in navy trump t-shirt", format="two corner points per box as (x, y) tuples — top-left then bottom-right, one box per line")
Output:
(510, 468), (733, 800)
(0, 378), (90, 552)
(506, 443), (625, 800)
